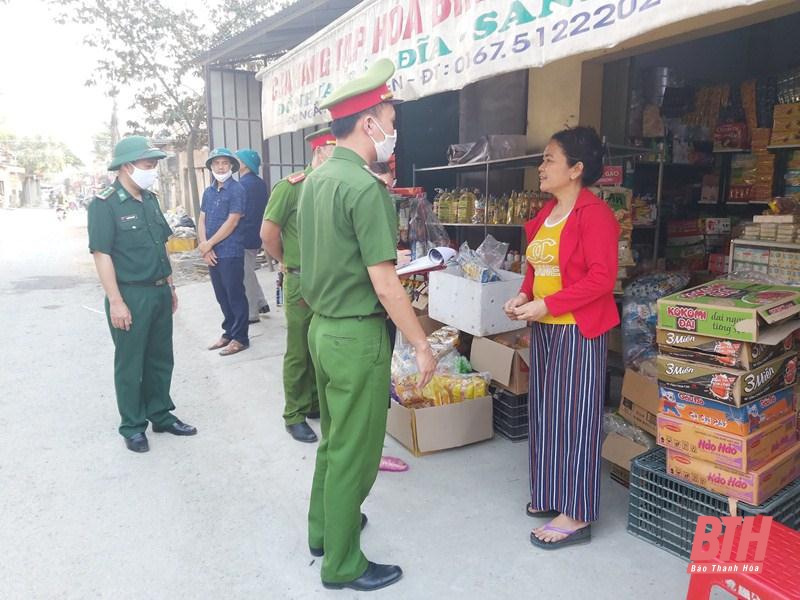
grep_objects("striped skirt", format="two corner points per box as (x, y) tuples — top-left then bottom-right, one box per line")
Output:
(528, 323), (607, 523)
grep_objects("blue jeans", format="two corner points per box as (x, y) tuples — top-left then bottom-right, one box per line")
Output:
(209, 256), (249, 345)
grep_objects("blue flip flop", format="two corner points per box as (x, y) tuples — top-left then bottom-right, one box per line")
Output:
(530, 524), (592, 550)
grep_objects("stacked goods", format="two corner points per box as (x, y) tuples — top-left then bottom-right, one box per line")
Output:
(432, 188), (547, 225)
(631, 194), (657, 226)
(785, 151), (800, 199)
(751, 128), (775, 202)
(728, 154), (758, 203)
(656, 280), (800, 504)
(666, 219), (707, 272)
(770, 103), (800, 147)
(596, 187), (634, 293)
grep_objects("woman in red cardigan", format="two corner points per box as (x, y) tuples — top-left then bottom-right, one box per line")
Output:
(503, 126), (619, 550)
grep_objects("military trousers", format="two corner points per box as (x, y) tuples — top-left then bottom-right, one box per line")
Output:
(307, 313), (391, 583)
(105, 284), (177, 438)
(243, 248), (268, 321)
(282, 273), (318, 425)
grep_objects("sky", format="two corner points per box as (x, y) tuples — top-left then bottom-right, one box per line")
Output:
(0, 0), (225, 169)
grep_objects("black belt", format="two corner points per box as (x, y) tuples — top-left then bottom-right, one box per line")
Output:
(119, 278), (169, 287)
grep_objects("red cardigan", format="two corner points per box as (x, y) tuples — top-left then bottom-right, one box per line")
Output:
(520, 188), (620, 339)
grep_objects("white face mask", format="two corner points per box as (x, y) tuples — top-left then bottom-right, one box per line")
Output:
(129, 165), (158, 190)
(368, 119), (397, 163)
(213, 170), (232, 183)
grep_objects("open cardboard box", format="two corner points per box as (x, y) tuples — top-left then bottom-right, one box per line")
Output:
(657, 280), (800, 343)
(602, 432), (651, 487)
(470, 329), (530, 395)
(386, 396), (493, 457)
(619, 368), (659, 436)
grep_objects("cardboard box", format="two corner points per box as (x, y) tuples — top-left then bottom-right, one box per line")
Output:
(657, 280), (800, 342)
(704, 218), (731, 235)
(619, 369), (659, 436)
(656, 412), (797, 473)
(602, 432), (651, 487)
(416, 314), (446, 336)
(657, 327), (797, 370)
(470, 329), (530, 395)
(656, 351), (797, 407)
(666, 443), (800, 505)
(386, 396), (493, 456)
(428, 267), (524, 337)
(166, 237), (197, 253)
(658, 385), (795, 436)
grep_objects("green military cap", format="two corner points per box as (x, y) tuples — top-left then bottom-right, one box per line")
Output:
(305, 127), (336, 149)
(320, 58), (401, 120)
(108, 136), (167, 171)
(205, 147), (240, 172)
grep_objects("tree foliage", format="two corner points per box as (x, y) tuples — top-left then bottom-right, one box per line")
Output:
(0, 134), (83, 177)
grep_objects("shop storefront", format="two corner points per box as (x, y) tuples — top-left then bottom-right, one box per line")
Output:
(198, 0), (800, 586)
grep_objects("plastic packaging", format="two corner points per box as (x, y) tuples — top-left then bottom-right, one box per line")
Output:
(603, 410), (657, 448)
(622, 271), (690, 370)
(456, 241), (501, 283)
(403, 191), (450, 260)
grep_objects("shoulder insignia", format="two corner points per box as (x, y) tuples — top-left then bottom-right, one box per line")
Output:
(95, 186), (116, 201)
(363, 165), (388, 186)
(287, 172), (306, 185)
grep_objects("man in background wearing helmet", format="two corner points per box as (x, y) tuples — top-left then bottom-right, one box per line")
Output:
(87, 136), (197, 454)
(199, 148), (249, 356)
(234, 148), (270, 324)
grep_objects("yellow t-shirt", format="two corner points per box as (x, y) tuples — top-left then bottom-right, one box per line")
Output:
(526, 214), (576, 325)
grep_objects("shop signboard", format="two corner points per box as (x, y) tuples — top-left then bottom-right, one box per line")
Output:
(256, 0), (773, 137)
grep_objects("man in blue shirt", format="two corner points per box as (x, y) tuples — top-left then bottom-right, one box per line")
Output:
(198, 148), (249, 356)
(235, 148), (270, 323)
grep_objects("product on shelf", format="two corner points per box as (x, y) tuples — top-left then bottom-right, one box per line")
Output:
(432, 188), (548, 225)
(770, 102), (800, 146)
(751, 128), (775, 202)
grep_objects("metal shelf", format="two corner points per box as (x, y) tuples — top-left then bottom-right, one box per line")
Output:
(731, 238), (800, 251)
(414, 153), (544, 174)
(767, 144), (800, 151)
(712, 148), (751, 154)
(439, 222), (525, 228)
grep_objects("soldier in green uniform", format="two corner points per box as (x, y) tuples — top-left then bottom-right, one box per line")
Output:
(297, 59), (437, 591)
(87, 136), (197, 453)
(261, 128), (336, 444)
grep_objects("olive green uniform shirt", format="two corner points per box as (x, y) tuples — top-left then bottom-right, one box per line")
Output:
(262, 166), (311, 270)
(297, 147), (397, 318)
(87, 180), (172, 284)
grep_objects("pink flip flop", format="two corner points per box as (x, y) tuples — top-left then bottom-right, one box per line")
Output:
(379, 456), (409, 472)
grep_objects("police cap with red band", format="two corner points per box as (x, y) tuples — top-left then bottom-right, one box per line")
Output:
(320, 58), (401, 120)
(304, 127), (336, 150)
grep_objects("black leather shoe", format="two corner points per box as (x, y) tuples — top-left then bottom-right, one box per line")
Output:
(322, 562), (403, 591)
(248, 318), (260, 324)
(306, 410), (321, 419)
(259, 304), (270, 314)
(286, 421), (317, 443)
(310, 513), (367, 556)
(152, 419), (197, 436)
(124, 433), (149, 453)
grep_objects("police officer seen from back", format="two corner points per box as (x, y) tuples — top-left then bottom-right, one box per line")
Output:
(87, 136), (197, 453)
(262, 128), (335, 444)
(199, 148), (250, 356)
(297, 58), (436, 592)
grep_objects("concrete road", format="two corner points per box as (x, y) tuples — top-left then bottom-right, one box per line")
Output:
(0, 208), (689, 599)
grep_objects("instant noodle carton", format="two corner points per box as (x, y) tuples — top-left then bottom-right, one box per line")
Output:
(658, 385), (795, 436)
(657, 351), (797, 406)
(666, 442), (800, 505)
(656, 327), (797, 370)
(657, 280), (800, 343)
(656, 412), (797, 474)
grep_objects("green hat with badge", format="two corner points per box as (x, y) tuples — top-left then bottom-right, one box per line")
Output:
(205, 147), (240, 172)
(108, 136), (167, 171)
(320, 58), (401, 120)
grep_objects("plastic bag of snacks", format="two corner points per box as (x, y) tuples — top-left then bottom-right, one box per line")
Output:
(405, 191), (450, 260)
(392, 372), (491, 408)
(456, 241), (502, 283)
(391, 326), (461, 379)
(622, 271), (690, 370)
